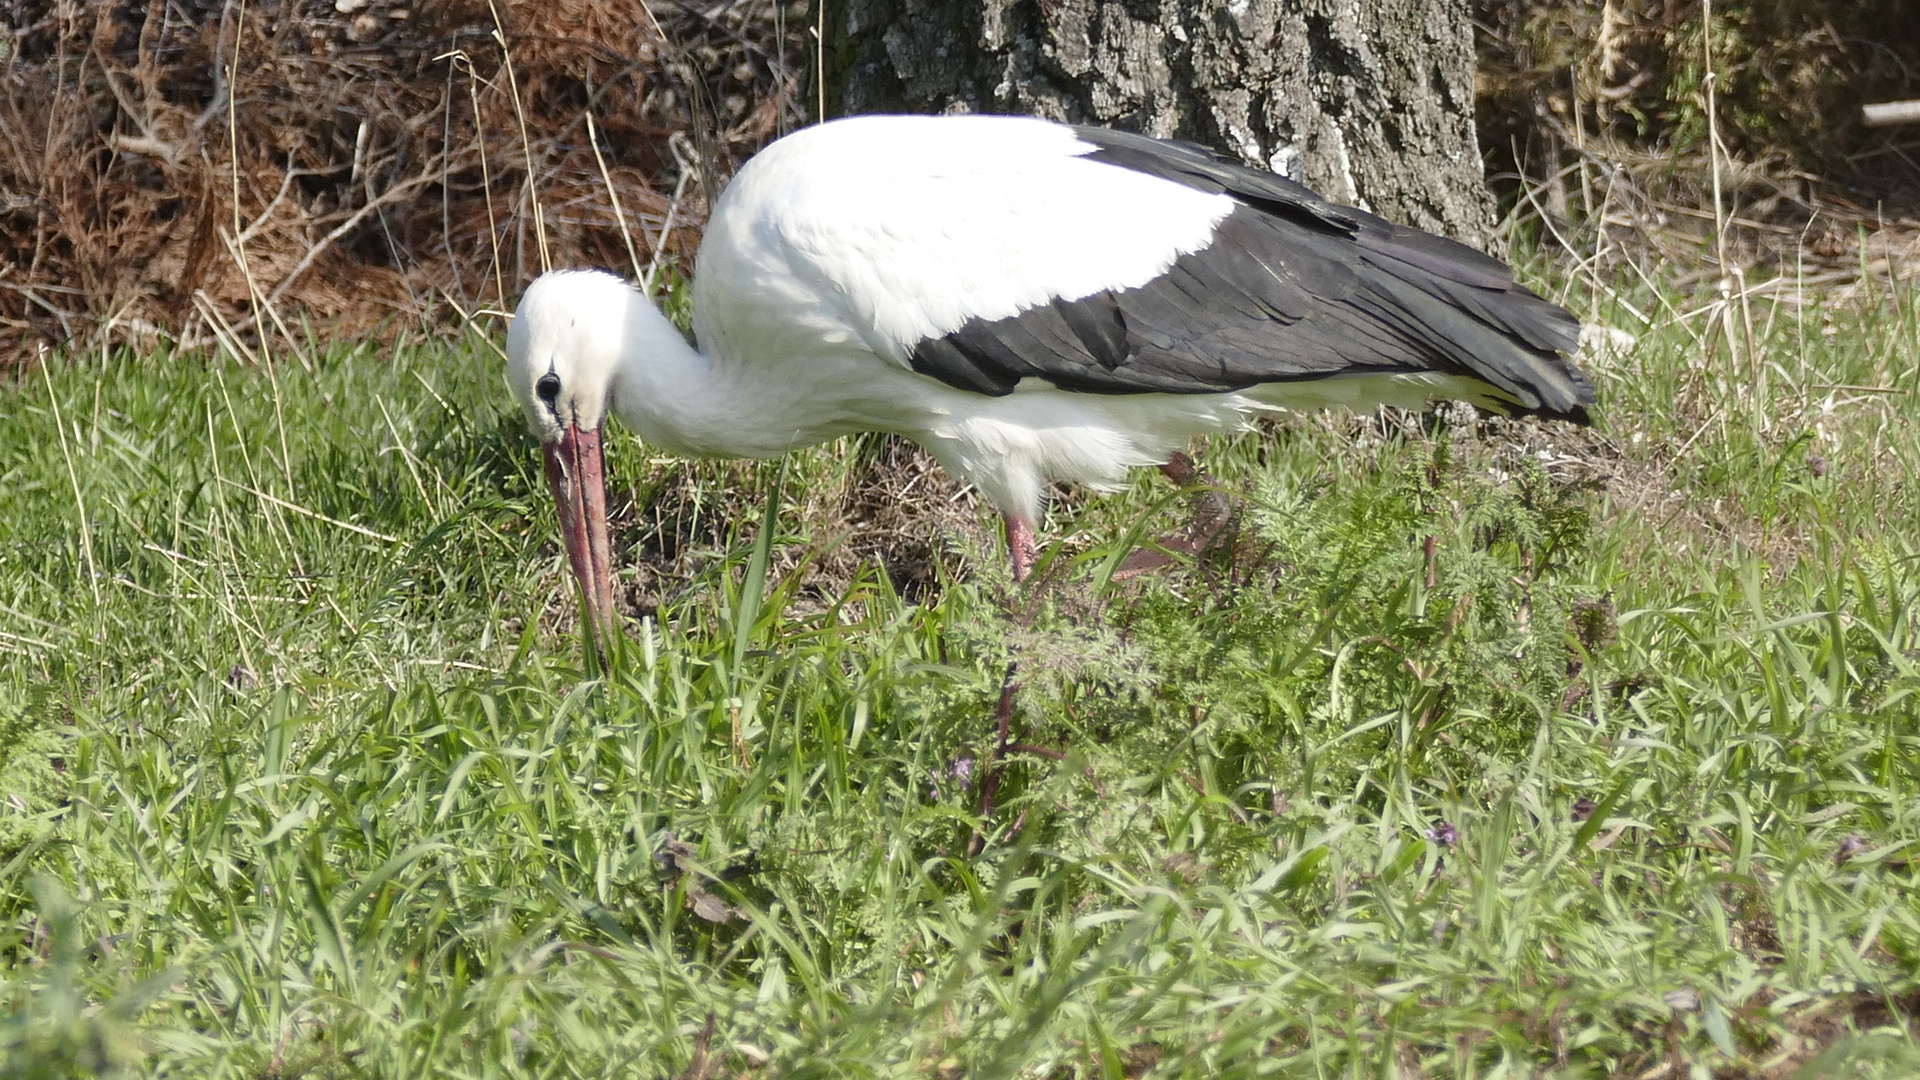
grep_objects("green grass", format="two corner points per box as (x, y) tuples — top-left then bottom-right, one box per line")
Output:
(1, 273), (1917, 1079)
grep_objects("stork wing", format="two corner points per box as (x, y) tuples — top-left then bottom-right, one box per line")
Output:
(908, 127), (1590, 420)
(913, 126), (1589, 420)
(701, 116), (1590, 421)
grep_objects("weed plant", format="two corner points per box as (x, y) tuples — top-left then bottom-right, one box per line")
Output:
(0, 274), (1916, 1077)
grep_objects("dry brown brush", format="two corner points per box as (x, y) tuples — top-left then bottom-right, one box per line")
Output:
(0, 0), (805, 363)
(5, 1), (1917, 366)
(1476, 0), (1920, 280)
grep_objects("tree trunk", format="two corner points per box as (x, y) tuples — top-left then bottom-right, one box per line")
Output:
(823, 0), (1500, 253)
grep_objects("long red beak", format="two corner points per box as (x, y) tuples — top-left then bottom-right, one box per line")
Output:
(542, 425), (617, 645)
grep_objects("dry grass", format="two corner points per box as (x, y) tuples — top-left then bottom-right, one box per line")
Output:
(5, 0), (1916, 372)
(593, 435), (990, 623)
(1477, 0), (1920, 296)
(1477, 0), (1920, 203)
(0, 0), (806, 363)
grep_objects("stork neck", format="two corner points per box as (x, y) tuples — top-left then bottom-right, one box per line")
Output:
(605, 298), (731, 457)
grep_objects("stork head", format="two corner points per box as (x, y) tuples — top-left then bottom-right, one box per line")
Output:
(506, 270), (635, 643)
(506, 269), (637, 439)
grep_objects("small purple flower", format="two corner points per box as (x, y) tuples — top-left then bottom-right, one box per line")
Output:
(1424, 821), (1457, 847)
(1572, 797), (1597, 822)
(929, 756), (976, 799)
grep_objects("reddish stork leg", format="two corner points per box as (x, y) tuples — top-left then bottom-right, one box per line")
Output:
(959, 516), (1031, 853)
(1159, 449), (1202, 486)
(976, 463), (1232, 849)
(1115, 450), (1236, 579)
(1169, 452), (1236, 549)
(968, 660), (1020, 856)
(962, 514), (1034, 855)
(1003, 513), (1037, 582)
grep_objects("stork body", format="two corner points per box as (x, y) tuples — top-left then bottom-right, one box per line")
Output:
(507, 115), (1593, 628)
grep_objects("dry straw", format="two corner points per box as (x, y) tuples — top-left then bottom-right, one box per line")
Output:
(0, 0), (805, 364)
(1480, 0), (1920, 298)
(3, 0), (1912, 370)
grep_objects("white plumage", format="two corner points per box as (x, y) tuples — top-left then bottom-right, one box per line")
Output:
(698, 117), (1234, 356)
(506, 114), (1592, 628)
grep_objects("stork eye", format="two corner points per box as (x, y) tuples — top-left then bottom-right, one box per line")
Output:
(535, 373), (562, 404)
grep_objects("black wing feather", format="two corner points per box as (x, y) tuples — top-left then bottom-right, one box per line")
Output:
(906, 127), (1593, 420)
(1051, 294), (1130, 368)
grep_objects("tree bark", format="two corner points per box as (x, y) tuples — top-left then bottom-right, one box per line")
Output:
(823, 0), (1500, 253)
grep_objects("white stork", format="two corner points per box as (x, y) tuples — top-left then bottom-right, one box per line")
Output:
(506, 114), (1592, 632)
